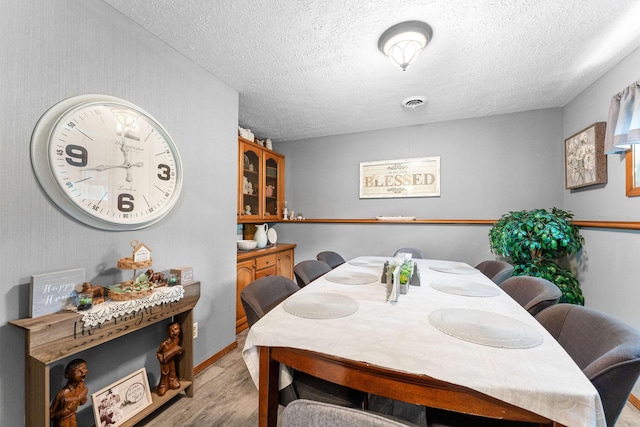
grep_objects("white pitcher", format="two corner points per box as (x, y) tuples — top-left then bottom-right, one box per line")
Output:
(254, 223), (268, 248)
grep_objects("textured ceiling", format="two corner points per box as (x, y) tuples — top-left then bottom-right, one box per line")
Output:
(103, 0), (640, 142)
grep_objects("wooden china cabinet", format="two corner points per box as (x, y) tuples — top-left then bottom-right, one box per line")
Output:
(238, 136), (285, 222)
(236, 243), (296, 334)
(236, 136), (295, 334)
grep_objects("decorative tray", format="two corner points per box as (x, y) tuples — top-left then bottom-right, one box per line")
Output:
(117, 256), (152, 270)
(107, 282), (154, 301)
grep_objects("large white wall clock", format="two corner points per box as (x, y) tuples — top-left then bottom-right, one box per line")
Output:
(31, 94), (183, 231)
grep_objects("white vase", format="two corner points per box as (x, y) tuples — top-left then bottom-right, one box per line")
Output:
(254, 223), (268, 248)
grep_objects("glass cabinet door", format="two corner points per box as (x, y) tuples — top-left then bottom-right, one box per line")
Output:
(241, 147), (261, 218)
(264, 155), (279, 218)
(238, 137), (284, 222)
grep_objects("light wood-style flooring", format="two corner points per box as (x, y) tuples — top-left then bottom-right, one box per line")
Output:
(138, 330), (640, 426)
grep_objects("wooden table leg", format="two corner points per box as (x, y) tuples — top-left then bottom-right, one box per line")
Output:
(258, 346), (280, 427)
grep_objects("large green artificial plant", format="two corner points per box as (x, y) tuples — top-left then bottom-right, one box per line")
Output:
(488, 208), (585, 305)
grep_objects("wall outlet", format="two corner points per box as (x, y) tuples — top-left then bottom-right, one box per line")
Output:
(193, 322), (198, 339)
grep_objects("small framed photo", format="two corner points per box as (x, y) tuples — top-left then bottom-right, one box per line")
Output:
(564, 122), (607, 189)
(92, 368), (152, 427)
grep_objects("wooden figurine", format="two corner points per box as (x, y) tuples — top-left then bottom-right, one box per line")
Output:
(156, 322), (183, 396)
(49, 359), (88, 427)
(81, 282), (105, 305)
(145, 269), (166, 287)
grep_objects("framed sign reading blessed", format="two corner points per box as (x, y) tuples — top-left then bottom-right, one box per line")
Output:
(564, 122), (607, 189)
(360, 157), (440, 198)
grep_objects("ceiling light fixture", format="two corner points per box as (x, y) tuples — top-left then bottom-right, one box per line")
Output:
(378, 20), (433, 71)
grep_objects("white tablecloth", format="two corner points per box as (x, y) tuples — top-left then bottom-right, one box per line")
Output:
(242, 257), (605, 426)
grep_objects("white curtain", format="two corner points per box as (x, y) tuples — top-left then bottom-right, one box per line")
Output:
(604, 79), (640, 154)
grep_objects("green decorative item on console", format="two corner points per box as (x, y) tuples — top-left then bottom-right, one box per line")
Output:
(488, 208), (585, 305)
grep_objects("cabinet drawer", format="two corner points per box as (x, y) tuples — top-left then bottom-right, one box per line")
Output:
(256, 254), (277, 270)
(255, 265), (276, 279)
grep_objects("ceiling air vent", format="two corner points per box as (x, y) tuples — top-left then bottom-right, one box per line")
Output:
(402, 96), (426, 109)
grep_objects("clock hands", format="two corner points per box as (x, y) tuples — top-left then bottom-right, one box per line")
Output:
(120, 135), (135, 182)
(82, 162), (144, 172)
(74, 127), (94, 141)
(82, 132), (143, 181)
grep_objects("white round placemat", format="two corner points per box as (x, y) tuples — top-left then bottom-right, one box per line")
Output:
(429, 263), (478, 275)
(324, 271), (379, 285)
(283, 292), (359, 319)
(349, 257), (387, 267)
(428, 308), (543, 348)
(430, 280), (501, 297)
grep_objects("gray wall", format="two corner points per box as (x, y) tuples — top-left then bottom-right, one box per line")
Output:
(0, 1), (238, 425)
(274, 108), (564, 264)
(562, 49), (640, 334)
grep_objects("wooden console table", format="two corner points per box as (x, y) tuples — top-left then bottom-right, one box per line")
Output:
(10, 281), (200, 427)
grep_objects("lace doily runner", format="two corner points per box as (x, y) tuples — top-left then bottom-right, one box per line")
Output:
(75, 285), (185, 327)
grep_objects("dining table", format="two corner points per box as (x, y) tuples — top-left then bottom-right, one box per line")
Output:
(242, 256), (606, 427)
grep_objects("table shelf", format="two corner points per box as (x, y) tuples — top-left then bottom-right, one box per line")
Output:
(10, 281), (200, 427)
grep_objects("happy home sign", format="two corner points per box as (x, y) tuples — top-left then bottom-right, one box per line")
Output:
(30, 268), (85, 317)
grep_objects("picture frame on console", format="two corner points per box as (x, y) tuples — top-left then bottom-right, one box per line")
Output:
(91, 368), (152, 427)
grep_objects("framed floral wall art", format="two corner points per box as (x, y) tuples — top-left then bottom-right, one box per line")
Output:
(564, 122), (607, 189)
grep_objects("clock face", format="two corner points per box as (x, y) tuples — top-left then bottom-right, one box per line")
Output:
(31, 95), (183, 230)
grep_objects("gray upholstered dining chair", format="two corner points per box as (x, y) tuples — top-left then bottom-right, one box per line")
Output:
(240, 276), (367, 409)
(499, 276), (561, 316)
(535, 304), (640, 426)
(316, 251), (346, 269)
(282, 399), (414, 427)
(474, 260), (514, 285)
(393, 247), (426, 259)
(293, 259), (332, 287)
(240, 275), (300, 327)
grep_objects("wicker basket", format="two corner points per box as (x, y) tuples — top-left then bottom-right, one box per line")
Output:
(117, 257), (153, 270)
(107, 281), (154, 301)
